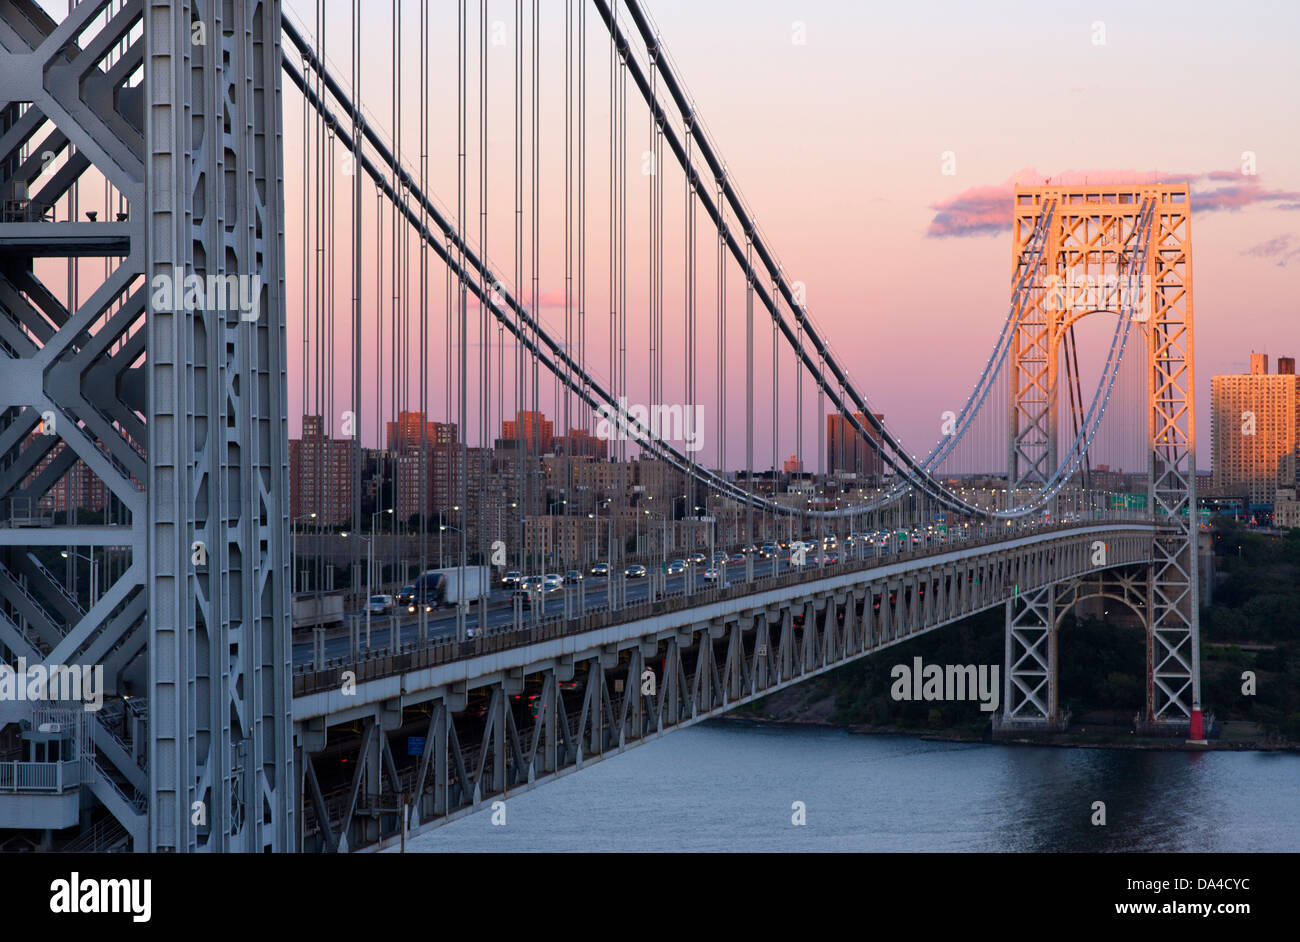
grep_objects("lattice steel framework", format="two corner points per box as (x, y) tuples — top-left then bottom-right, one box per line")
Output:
(0, 0), (292, 850)
(144, 0), (293, 851)
(1005, 185), (1199, 728)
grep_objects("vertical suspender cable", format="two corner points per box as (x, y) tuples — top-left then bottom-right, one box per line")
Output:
(684, 101), (695, 548)
(745, 230), (754, 547)
(771, 268), (779, 544)
(717, 174), (725, 489)
(531, 0), (541, 543)
(479, 0), (489, 563)
(392, 0), (403, 572)
(579, 0), (588, 504)
(608, 0), (618, 570)
(564, 0), (574, 568)
(418, 0), (429, 636)
(457, 0), (469, 621)
(564, 0), (574, 566)
(514, 0), (524, 571)
(534, 0), (543, 546)
(315, 0), (326, 591)
(479, 0), (489, 606)
(351, 0), (362, 607)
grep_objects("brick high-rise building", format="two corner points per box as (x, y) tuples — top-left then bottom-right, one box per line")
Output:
(550, 427), (608, 459)
(502, 410), (553, 453)
(429, 441), (462, 513)
(386, 411), (455, 453)
(394, 450), (432, 522)
(290, 414), (356, 525)
(1211, 352), (1300, 504)
(826, 412), (884, 477)
(20, 433), (113, 516)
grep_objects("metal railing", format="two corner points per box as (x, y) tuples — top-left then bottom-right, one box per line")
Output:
(0, 759), (81, 793)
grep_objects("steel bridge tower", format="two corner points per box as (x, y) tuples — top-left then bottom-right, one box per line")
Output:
(1003, 184), (1202, 735)
(0, 0), (293, 850)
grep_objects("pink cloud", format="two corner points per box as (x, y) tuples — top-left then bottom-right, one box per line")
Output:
(1241, 234), (1300, 267)
(927, 169), (1299, 238)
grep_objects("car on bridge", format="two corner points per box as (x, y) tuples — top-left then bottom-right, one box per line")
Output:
(667, 559), (686, 575)
(502, 570), (522, 587)
(544, 574), (564, 591)
(563, 569), (584, 585)
(590, 562), (610, 577)
(624, 564), (647, 579)
(690, 552), (707, 566)
(727, 553), (745, 565)
(366, 594), (394, 615)
(760, 542), (780, 558)
(512, 584), (542, 609)
(702, 566), (720, 582)
(396, 585), (416, 607)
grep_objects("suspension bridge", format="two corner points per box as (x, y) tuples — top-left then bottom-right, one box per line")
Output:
(0, 0), (1200, 852)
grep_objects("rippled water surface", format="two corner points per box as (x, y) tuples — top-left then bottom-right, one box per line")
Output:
(404, 723), (1300, 852)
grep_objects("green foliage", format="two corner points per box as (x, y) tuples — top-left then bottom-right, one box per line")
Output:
(1058, 615), (1143, 713)
(819, 607), (1005, 731)
(1199, 522), (1300, 732)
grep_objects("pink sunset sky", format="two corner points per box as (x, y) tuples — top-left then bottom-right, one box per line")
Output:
(282, 0), (1300, 468)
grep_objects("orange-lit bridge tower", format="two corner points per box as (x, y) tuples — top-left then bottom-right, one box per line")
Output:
(1003, 184), (1202, 735)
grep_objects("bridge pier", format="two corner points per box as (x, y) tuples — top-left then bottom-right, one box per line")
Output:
(1000, 586), (1063, 732)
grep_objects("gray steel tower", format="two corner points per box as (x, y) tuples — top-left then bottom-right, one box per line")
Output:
(0, 0), (293, 851)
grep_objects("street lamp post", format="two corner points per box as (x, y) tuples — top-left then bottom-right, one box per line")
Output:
(60, 549), (98, 608)
(371, 508), (392, 590)
(341, 531), (373, 651)
(291, 512), (317, 594)
(439, 521), (462, 570)
(439, 521), (469, 639)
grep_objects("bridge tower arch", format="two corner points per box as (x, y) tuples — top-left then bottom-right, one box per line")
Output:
(1004, 185), (1201, 735)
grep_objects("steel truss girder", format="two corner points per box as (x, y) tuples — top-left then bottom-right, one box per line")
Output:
(296, 527), (1156, 852)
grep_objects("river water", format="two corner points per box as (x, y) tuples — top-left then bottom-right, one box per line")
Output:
(403, 721), (1300, 852)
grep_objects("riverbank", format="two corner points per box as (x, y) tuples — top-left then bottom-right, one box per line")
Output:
(723, 687), (1300, 753)
(715, 712), (1300, 752)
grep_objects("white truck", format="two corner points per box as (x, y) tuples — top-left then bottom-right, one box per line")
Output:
(292, 592), (345, 632)
(411, 566), (491, 609)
